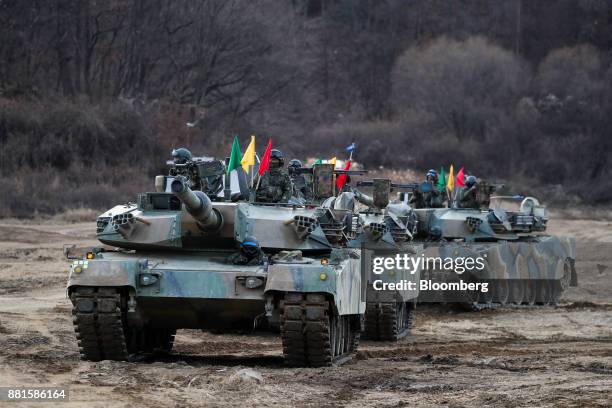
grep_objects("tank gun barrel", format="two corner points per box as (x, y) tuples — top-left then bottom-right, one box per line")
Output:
(171, 178), (223, 232)
(357, 180), (419, 190)
(354, 190), (375, 207)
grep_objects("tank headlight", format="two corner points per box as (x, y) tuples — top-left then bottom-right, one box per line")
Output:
(319, 273), (327, 281)
(74, 266), (82, 273)
(139, 274), (158, 286)
(86, 252), (95, 260)
(245, 277), (264, 289)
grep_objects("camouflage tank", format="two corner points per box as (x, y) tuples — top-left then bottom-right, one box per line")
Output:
(410, 188), (577, 309)
(347, 179), (423, 341)
(65, 161), (365, 366)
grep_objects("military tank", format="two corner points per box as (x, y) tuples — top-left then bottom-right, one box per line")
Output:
(66, 161), (366, 366)
(409, 189), (577, 308)
(340, 179), (423, 341)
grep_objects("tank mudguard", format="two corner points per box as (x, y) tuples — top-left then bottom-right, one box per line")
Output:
(67, 258), (139, 290)
(265, 258), (365, 316)
(480, 235), (576, 280)
(422, 235), (576, 281)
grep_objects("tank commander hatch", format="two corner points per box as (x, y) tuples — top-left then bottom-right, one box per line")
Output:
(288, 159), (313, 202)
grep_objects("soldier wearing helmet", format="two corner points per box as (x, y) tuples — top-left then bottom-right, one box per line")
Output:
(458, 175), (479, 209)
(169, 147), (203, 190)
(255, 149), (292, 203)
(227, 236), (265, 265)
(409, 169), (446, 208)
(288, 159), (313, 202)
(172, 148), (193, 164)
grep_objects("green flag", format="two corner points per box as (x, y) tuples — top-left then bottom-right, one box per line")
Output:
(227, 136), (243, 174)
(438, 167), (446, 192)
(314, 158), (322, 164)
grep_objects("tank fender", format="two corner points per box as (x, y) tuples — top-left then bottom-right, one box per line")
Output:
(265, 259), (364, 316)
(265, 264), (336, 296)
(67, 258), (139, 291)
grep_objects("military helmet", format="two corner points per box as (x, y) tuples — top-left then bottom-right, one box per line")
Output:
(426, 169), (438, 181)
(465, 175), (477, 187)
(270, 149), (284, 167)
(241, 236), (260, 256)
(288, 159), (302, 169)
(429, 226), (442, 240)
(172, 147), (193, 164)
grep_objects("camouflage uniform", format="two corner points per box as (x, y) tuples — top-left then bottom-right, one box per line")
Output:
(409, 182), (445, 209)
(256, 168), (292, 203)
(458, 185), (479, 209)
(428, 188), (446, 208)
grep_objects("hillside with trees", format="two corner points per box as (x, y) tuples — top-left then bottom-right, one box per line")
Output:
(1, 0), (611, 215)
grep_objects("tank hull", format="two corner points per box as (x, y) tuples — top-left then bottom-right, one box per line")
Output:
(67, 250), (365, 328)
(417, 235), (577, 305)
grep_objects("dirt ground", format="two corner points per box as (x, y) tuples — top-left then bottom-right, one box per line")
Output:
(0, 217), (610, 407)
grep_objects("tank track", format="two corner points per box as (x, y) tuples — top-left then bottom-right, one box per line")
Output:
(280, 293), (358, 367)
(71, 287), (129, 361)
(364, 302), (414, 341)
(71, 287), (176, 361)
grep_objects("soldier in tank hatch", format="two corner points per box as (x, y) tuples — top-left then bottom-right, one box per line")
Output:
(458, 175), (479, 209)
(409, 169), (446, 208)
(227, 236), (265, 266)
(255, 149), (292, 203)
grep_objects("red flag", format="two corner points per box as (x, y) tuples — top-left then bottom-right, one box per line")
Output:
(336, 160), (351, 191)
(258, 139), (273, 176)
(456, 167), (465, 187)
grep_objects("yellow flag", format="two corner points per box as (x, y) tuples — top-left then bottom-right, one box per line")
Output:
(329, 157), (337, 168)
(446, 164), (454, 191)
(241, 135), (255, 171)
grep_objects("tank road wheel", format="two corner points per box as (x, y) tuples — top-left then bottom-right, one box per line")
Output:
(536, 280), (552, 305)
(559, 259), (572, 292)
(550, 259), (572, 305)
(550, 281), (562, 306)
(144, 327), (176, 354)
(478, 281), (494, 305)
(380, 302), (414, 341)
(71, 287), (175, 361)
(523, 280), (537, 305)
(493, 280), (509, 305)
(456, 283), (482, 311)
(509, 280), (525, 305)
(280, 293), (359, 367)
(364, 302), (414, 341)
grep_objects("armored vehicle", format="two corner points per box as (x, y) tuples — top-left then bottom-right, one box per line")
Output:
(346, 179), (424, 341)
(411, 191), (577, 308)
(66, 162), (366, 366)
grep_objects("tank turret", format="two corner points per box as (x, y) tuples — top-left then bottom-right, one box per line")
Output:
(170, 178), (223, 232)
